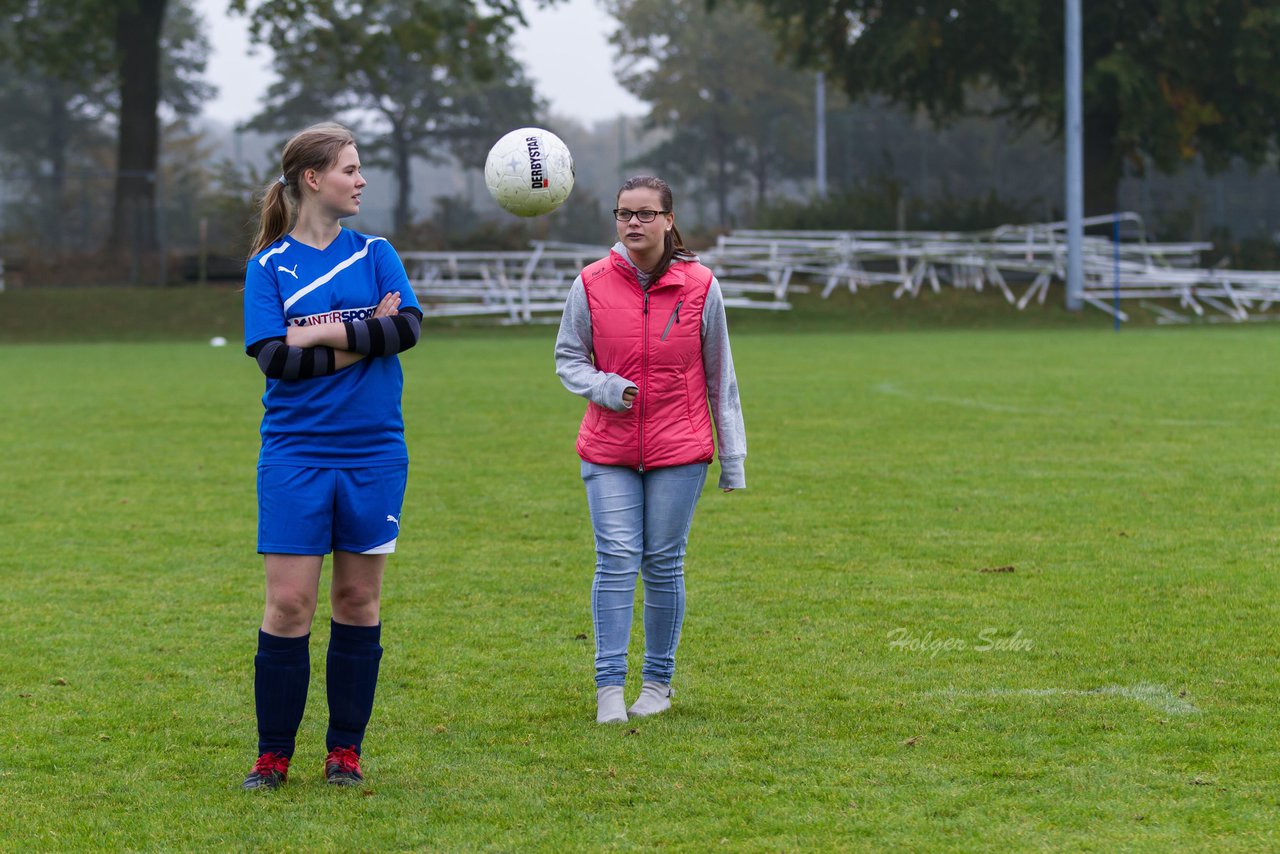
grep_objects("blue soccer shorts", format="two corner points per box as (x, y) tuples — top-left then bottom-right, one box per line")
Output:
(257, 464), (408, 556)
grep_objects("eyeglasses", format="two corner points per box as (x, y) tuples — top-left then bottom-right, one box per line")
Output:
(613, 209), (669, 223)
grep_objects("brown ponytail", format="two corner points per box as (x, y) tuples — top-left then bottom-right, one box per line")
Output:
(248, 122), (358, 258)
(617, 175), (695, 280)
(249, 181), (292, 259)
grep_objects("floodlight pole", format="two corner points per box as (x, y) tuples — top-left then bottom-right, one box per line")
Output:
(816, 72), (828, 199)
(1064, 0), (1084, 310)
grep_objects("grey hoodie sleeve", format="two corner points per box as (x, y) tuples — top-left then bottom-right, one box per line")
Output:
(702, 277), (747, 489)
(554, 276), (637, 411)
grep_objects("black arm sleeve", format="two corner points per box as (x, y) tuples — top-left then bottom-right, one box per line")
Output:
(247, 337), (339, 379)
(343, 307), (422, 356)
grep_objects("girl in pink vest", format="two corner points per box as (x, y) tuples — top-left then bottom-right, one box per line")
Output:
(554, 175), (747, 723)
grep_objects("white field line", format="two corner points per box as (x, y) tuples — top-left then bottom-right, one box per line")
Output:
(932, 683), (1200, 716)
(870, 381), (1232, 428)
(872, 381), (1030, 414)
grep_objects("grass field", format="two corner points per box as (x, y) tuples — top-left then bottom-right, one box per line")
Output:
(1, 288), (1277, 851)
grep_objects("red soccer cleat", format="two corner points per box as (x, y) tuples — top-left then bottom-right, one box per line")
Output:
(242, 751), (290, 790)
(324, 746), (365, 786)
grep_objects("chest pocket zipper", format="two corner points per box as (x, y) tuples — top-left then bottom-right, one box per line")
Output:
(660, 299), (683, 341)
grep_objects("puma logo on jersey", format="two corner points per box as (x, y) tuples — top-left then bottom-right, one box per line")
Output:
(278, 264), (298, 279)
(386, 515), (399, 527)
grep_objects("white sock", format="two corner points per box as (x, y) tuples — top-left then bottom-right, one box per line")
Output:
(596, 686), (627, 723)
(627, 681), (673, 718)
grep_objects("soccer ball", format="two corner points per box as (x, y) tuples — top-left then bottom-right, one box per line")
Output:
(484, 127), (575, 217)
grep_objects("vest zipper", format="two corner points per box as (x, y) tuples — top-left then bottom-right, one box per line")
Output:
(639, 291), (649, 472)
(660, 299), (683, 341)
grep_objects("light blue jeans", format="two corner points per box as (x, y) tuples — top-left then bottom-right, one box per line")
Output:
(581, 460), (708, 688)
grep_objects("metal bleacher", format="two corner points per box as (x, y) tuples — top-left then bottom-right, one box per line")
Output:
(703, 213), (1280, 323)
(401, 214), (1280, 324)
(400, 241), (795, 323)
(401, 243), (597, 324)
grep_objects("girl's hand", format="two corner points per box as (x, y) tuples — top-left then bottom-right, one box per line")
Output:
(282, 292), (401, 351)
(374, 291), (402, 318)
(285, 324), (315, 348)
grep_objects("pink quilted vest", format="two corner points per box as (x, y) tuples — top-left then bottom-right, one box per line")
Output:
(576, 251), (715, 470)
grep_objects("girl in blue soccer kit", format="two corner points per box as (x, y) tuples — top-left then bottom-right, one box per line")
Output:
(240, 123), (422, 789)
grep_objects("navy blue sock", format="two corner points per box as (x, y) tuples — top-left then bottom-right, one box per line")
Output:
(326, 620), (383, 755)
(254, 630), (311, 759)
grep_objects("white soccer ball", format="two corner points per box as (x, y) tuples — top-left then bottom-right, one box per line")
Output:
(484, 127), (574, 217)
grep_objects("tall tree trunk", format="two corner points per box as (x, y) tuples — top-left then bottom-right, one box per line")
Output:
(45, 80), (71, 254)
(754, 146), (769, 212)
(1083, 108), (1122, 218)
(713, 120), (729, 229)
(110, 0), (167, 253)
(393, 122), (412, 237)
(755, 117), (773, 212)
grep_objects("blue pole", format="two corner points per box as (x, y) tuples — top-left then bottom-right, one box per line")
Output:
(1112, 215), (1121, 331)
(1065, 0), (1084, 311)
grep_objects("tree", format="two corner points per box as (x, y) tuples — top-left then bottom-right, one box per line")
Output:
(111, 0), (167, 251)
(607, 0), (818, 227)
(158, 0), (215, 122)
(748, 0), (1280, 216)
(0, 12), (114, 251)
(232, 0), (542, 236)
(0, 0), (212, 253)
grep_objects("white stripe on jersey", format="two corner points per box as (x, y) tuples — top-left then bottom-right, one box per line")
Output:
(282, 237), (388, 311)
(258, 242), (292, 267)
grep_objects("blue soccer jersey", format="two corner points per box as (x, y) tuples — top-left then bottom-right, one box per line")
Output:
(244, 228), (422, 467)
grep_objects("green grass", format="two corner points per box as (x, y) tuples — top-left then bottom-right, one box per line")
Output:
(0, 298), (1277, 850)
(0, 278), (1118, 345)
